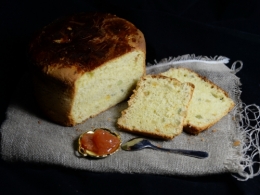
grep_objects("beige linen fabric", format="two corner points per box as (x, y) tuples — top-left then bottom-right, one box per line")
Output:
(0, 55), (248, 177)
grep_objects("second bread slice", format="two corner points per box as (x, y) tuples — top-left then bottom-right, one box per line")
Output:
(161, 68), (235, 135)
(117, 75), (194, 140)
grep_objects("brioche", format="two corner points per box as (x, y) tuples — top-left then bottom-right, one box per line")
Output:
(29, 13), (146, 126)
(161, 68), (235, 134)
(117, 75), (194, 140)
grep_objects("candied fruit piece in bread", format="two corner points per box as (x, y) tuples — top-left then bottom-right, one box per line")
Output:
(29, 13), (146, 126)
(161, 68), (235, 135)
(117, 75), (194, 140)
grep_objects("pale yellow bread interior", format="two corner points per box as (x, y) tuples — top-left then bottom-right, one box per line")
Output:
(117, 75), (194, 140)
(161, 68), (235, 134)
(30, 13), (146, 126)
(71, 51), (145, 124)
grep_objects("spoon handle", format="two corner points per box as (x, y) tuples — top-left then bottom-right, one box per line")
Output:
(150, 144), (208, 159)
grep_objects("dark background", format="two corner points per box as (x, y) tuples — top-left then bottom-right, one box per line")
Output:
(1, 0), (260, 194)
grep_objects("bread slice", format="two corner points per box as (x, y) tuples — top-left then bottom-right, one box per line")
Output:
(30, 13), (146, 126)
(117, 75), (194, 140)
(161, 68), (235, 134)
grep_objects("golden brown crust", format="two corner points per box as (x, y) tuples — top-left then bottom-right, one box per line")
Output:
(29, 12), (146, 84)
(117, 75), (195, 140)
(183, 124), (209, 135)
(175, 67), (231, 98)
(32, 72), (76, 126)
(30, 13), (146, 126)
(184, 103), (234, 135)
(117, 124), (180, 140)
(173, 68), (235, 135)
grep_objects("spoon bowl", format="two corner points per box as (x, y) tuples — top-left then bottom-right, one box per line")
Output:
(121, 138), (208, 159)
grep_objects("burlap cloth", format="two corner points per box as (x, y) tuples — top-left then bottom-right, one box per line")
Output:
(1, 54), (259, 180)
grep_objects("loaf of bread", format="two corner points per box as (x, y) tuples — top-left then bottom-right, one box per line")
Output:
(161, 68), (235, 134)
(29, 13), (146, 126)
(117, 75), (194, 140)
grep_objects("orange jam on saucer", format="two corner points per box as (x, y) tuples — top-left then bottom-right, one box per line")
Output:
(78, 128), (121, 157)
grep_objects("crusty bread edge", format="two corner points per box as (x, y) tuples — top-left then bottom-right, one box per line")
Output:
(184, 101), (235, 135)
(33, 50), (146, 126)
(117, 75), (195, 140)
(34, 29), (146, 87)
(164, 67), (236, 135)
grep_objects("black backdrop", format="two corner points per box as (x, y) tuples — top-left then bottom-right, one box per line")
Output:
(1, 0), (260, 194)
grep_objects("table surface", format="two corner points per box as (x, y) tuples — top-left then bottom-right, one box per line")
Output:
(1, 0), (260, 194)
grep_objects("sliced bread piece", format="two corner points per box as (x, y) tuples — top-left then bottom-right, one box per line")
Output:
(117, 75), (194, 140)
(161, 68), (235, 135)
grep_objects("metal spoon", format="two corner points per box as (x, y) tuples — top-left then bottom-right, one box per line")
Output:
(121, 138), (208, 159)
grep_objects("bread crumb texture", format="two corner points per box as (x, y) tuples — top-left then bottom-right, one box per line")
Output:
(117, 75), (194, 140)
(161, 68), (235, 134)
(71, 51), (145, 124)
(30, 13), (146, 126)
